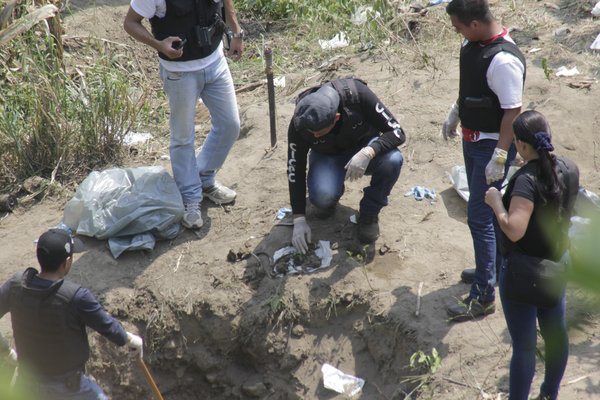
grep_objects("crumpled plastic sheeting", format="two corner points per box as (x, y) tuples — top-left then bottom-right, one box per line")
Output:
(272, 240), (333, 277)
(108, 233), (155, 258)
(62, 167), (183, 257)
(276, 207), (292, 220)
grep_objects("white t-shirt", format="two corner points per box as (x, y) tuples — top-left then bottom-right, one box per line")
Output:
(131, 0), (224, 72)
(462, 33), (525, 141)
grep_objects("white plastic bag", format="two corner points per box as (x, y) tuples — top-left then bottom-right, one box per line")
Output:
(321, 363), (365, 397)
(63, 167), (184, 256)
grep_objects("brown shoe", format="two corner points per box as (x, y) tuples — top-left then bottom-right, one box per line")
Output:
(447, 296), (495, 322)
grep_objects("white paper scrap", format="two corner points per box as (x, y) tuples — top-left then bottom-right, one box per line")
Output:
(321, 363), (365, 397)
(591, 32), (600, 50)
(314, 240), (332, 268)
(592, 1), (600, 16)
(555, 66), (580, 77)
(319, 32), (349, 50)
(123, 132), (152, 145)
(274, 76), (286, 87)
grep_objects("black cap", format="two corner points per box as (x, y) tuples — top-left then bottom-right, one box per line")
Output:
(293, 84), (340, 131)
(36, 228), (83, 270)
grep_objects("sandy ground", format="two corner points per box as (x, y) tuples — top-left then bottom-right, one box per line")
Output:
(1, 1), (600, 399)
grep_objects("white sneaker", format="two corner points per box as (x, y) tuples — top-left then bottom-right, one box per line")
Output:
(203, 181), (236, 205)
(182, 203), (203, 229)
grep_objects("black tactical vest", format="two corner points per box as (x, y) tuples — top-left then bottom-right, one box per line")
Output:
(150, 0), (224, 61)
(501, 157), (579, 259)
(297, 78), (377, 154)
(458, 36), (526, 132)
(9, 268), (89, 376)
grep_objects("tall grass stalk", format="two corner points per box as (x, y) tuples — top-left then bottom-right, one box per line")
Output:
(0, 29), (149, 188)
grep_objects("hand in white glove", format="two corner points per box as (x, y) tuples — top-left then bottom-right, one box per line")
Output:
(8, 349), (17, 362)
(442, 103), (460, 140)
(126, 332), (143, 358)
(292, 216), (311, 254)
(344, 146), (375, 181)
(485, 148), (508, 185)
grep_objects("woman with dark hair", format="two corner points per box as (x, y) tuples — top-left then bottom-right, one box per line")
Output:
(484, 110), (579, 400)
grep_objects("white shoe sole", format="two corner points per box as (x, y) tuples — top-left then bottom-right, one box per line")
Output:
(182, 221), (203, 229)
(204, 194), (236, 205)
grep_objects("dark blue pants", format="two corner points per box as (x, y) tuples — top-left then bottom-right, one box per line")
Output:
(307, 148), (403, 216)
(499, 262), (569, 400)
(463, 139), (515, 303)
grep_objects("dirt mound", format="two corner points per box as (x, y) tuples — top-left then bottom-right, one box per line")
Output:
(1, 1), (599, 399)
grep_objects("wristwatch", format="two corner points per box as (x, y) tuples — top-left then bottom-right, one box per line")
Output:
(231, 29), (245, 39)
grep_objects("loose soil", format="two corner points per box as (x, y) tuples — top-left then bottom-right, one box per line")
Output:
(1, 1), (599, 399)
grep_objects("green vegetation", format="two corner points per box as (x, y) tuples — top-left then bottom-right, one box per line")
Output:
(569, 213), (600, 294)
(236, 0), (390, 25)
(265, 285), (300, 325)
(397, 348), (442, 398)
(541, 57), (553, 80)
(0, 2), (153, 190)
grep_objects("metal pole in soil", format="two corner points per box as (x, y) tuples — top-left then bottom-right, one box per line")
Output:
(264, 46), (277, 148)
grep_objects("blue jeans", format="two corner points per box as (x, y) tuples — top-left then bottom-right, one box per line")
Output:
(160, 55), (240, 204)
(463, 139), (515, 303)
(499, 262), (569, 400)
(307, 147), (403, 216)
(18, 372), (108, 400)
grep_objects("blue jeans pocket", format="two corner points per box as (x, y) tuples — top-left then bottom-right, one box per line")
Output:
(166, 71), (183, 81)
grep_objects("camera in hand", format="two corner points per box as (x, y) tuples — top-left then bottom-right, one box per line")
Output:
(172, 37), (187, 50)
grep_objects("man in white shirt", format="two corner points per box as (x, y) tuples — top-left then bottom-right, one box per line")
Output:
(442, 0), (525, 322)
(124, 0), (244, 229)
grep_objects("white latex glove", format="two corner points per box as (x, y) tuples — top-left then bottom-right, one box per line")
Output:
(344, 146), (375, 181)
(126, 332), (143, 358)
(485, 148), (508, 185)
(8, 349), (17, 362)
(292, 216), (311, 254)
(442, 103), (460, 140)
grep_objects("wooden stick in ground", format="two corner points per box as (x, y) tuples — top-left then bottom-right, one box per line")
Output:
(137, 356), (164, 400)
(415, 282), (424, 317)
(9, 365), (18, 388)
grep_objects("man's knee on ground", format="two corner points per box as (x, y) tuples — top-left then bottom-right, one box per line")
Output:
(309, 191), (339, 210)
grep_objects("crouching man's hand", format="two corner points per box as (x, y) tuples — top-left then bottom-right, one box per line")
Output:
(126, 332), (143, 358)
(345, 146), (375, 181)
(292, 216), (311, 254)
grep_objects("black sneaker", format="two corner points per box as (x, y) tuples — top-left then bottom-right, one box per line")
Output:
(357, 214), (379, 244)
(447, 296), (495, 322)
(460, 268), (476, 284)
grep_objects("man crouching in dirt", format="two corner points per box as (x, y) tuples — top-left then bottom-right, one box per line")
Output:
(442, 0), (524, 322)
(0, 228), (142, 399)
(288, 78), (406, 253)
